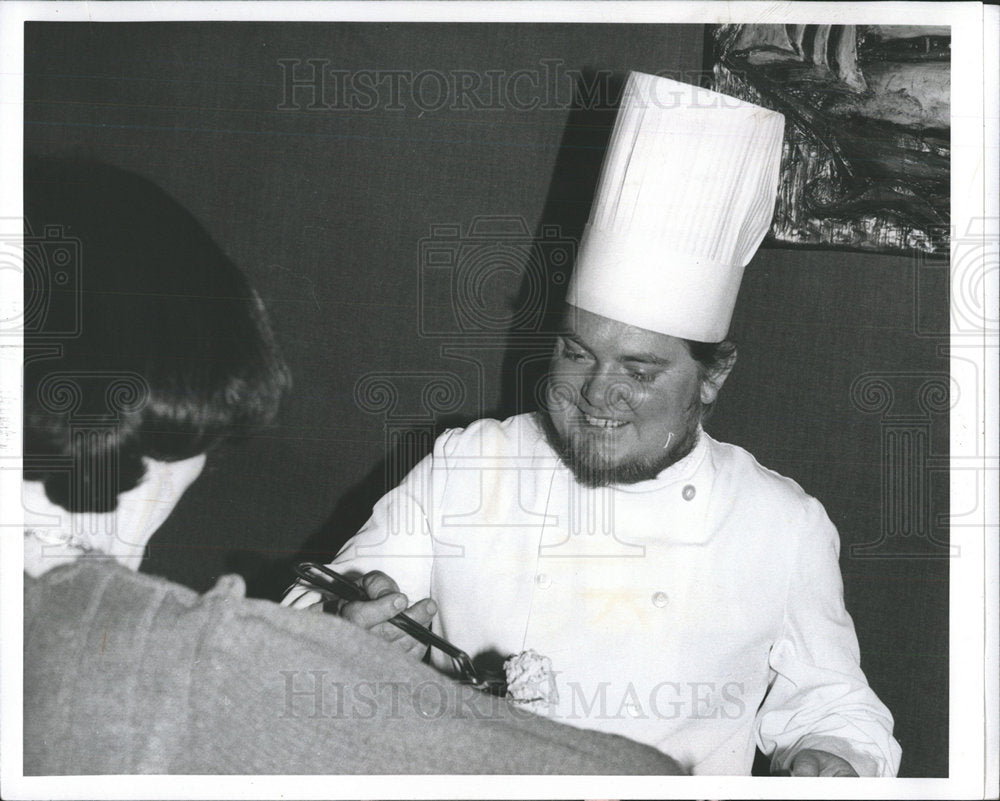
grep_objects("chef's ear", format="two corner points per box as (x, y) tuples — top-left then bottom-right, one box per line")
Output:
(698, 343), (737, 406)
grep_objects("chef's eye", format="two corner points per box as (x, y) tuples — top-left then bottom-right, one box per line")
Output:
(623, 364), (660, 384)
(560, 341), (590, 362)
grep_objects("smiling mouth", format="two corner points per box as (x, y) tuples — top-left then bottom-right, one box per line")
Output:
(580, 411), (628, 429)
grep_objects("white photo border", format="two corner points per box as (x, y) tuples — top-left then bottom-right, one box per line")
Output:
(1, 2), (996, 799)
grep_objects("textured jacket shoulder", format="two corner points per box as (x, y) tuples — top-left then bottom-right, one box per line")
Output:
(704, 434), (840, 552)
(434, 413), (539, 461)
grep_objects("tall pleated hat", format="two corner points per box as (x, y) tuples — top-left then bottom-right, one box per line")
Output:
(567, 72), (785, 343)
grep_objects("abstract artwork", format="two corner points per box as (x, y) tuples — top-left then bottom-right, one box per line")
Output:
(711, 24), (950, 254)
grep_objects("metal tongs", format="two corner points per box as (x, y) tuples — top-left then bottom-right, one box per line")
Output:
(295, 562), (503, 693)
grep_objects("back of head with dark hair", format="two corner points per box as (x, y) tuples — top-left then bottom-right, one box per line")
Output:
(23, 156), (291, 512)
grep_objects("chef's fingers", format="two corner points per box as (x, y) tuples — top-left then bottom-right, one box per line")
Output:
(360, 570), (401, 600)
(405, 597), (438, 628)
(397, 598), (436, 659)
(339, 571), (405, 629)
(341, 593), (408, 631)
(396, 632), (431, 661)
(342, 572), (437, 659)
(367, 598), (437, 658)
(367, 598), (437, 634)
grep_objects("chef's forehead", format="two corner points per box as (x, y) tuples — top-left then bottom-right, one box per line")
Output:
(558, 304), (689, 358)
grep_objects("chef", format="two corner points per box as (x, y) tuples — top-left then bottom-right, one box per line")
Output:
(285, 72), (901, 777)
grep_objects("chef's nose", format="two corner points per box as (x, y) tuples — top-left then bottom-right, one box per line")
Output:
(581, 367), (634, 412)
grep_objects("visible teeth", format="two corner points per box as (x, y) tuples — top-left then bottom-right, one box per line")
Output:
(583, 412), (626, 429)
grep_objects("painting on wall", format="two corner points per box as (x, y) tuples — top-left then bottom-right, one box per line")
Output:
(711, 24), (950, 254)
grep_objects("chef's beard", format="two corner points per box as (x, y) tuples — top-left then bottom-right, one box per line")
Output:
(536, 407), (701, 489)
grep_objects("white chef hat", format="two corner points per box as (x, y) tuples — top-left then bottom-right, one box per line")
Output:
(566, 72), (785, 343)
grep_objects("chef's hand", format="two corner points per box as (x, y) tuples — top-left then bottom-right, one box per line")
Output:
(787, 748), (858, 777)
(339, 570), (437, 660)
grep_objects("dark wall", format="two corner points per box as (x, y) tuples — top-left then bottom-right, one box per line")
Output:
(720, 247), (949, 779)
(24, 22), (947, 777)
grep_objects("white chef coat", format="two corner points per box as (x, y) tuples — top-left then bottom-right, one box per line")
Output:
(285, 413), (901, 776)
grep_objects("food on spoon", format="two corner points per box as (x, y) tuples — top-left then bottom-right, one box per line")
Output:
(504, 649), (558, 714)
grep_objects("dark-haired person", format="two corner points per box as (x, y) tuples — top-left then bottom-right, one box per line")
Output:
(21, 156), (684, 776)
(284, 73), (901, 777)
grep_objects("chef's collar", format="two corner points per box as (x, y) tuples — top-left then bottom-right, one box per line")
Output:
(613, 425), (709, 494)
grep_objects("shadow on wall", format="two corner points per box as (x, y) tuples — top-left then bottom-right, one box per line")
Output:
(497, 69), (626, 415)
